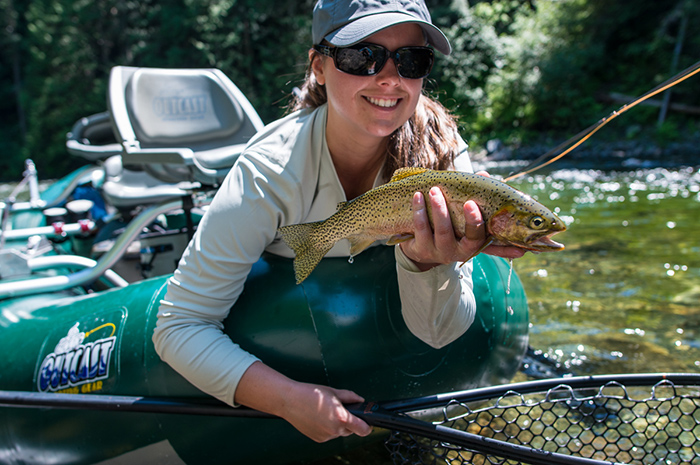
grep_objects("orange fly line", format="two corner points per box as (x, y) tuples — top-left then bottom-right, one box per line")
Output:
(504, 59), (700, 182)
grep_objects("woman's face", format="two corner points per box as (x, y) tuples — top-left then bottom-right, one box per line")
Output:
(313, 23), (426, 146)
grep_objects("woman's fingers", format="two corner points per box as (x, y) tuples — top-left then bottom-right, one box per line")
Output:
(402, 188), (482, 266)
(410, 191), (432, 243)
(482, 244), (527, 259)
(334, 388), (365, 404)
(282, 384), (373, 443)
(401, 185), (530, 267)
(342, 411), (373, 438)
(333, 389), (373, 437)
(399, 191), (438, 269)
(463, 200), (485, 242)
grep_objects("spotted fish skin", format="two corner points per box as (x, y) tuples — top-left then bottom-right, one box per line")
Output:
(277, 167), (566, 284)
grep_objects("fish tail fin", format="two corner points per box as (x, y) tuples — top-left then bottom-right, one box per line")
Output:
(278, 222), (335, 284)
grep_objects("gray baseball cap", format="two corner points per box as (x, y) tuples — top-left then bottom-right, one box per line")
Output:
(312, 0), (451, 55)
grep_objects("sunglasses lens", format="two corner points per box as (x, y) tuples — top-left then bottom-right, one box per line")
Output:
(328, 44), (433, 79)
(396, 48), (434, 79)
(335, 45), (387, 76)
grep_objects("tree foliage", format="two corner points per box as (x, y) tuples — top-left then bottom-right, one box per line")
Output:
(1, 0), (699, 180)
(438, 0), (700, 146)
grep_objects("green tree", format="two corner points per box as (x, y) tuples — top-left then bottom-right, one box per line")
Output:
(190, 0), (315, 122)
(438, 0), (700, 148)
(0, 0), (28, 179)
(2, 0), (700, 181)
(20, 0), (136, 179)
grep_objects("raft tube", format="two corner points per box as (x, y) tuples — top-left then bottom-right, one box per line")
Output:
(0, 242), (528, 465)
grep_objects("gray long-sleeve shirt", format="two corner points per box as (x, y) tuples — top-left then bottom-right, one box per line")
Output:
(153, 104), (476, 407)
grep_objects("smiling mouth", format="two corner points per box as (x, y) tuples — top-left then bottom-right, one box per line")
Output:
(366, 96), (399, 108)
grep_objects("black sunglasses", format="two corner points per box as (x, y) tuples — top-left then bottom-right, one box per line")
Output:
(313, 43), (434, 79)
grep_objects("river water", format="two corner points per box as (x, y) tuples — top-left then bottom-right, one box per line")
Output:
(480, 159), (700, 377)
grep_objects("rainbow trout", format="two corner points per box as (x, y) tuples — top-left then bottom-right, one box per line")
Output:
(278, 167), (566, 284)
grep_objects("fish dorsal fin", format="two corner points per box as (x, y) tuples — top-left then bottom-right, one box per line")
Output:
(389, 167), (430, 183)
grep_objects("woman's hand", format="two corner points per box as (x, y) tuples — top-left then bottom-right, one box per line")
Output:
(399, 173), (525, 271)
(235, 361), (372, 443)
(281, 382), (372, 443)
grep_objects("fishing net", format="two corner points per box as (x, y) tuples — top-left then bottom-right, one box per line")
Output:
(385, 376), (700, 465)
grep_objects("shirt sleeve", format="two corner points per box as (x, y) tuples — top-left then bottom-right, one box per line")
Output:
(152, 156), (296, 407)
(394, 245), (476, 349)
(393, 137), (476, 349)
(152, 107), (328, 408)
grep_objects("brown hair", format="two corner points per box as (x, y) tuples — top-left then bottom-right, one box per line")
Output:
(288, 52), (462, 179)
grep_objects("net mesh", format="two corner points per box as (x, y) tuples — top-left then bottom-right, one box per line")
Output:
(386, 379), (700, 465)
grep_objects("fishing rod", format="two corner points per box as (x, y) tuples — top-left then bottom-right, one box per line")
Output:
(504, 58), (700, 182)
(4, 372), (700, 465)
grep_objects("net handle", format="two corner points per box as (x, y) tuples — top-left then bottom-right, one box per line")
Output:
(0, 389), (619, 465)
(3, 372), (698, 465)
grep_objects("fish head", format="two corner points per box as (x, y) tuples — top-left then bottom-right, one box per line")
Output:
(487, 201), (566, 252)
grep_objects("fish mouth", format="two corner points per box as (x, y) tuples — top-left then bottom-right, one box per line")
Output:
(525, 232), (565, 251)
(493, 232), (565, 252)
(490, 233), (565, 252)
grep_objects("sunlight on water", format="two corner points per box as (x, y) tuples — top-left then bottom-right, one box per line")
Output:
(496, 165), (700, 376)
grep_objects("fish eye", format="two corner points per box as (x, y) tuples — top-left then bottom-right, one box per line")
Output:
(529, 216), (546, 229)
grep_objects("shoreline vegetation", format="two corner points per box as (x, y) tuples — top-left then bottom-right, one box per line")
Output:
(3, 0), (699, 181)
(471, 128), (700, 172)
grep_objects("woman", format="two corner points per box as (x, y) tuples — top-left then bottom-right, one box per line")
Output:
(153, 0), (524, 443)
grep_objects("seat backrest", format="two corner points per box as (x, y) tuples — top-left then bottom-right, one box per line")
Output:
(108, 66), (264, 185)
(125, 68), (244, 145)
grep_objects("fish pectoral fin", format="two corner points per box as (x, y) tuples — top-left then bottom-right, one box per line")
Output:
(460, 236), (495, 267)
(386, 233), (415, 246)
(348, 236), (378, 256)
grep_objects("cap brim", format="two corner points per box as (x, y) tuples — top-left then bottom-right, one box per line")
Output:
(324, 12), (451, 55)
